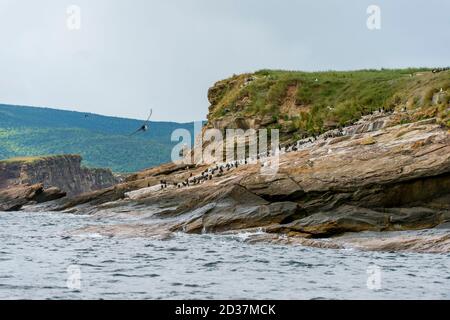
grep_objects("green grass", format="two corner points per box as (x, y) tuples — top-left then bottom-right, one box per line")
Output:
(0, 155), (51, 164)
(0, 154), (84, 165)
(0, 105), (196, 173)
(208, 68), (450, 136)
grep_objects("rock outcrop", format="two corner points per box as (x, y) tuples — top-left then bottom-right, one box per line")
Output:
(0, 183), (66, 211)
(0, 155), (119, 197)
(8, 70), (450, 253)
(0, 155), (120, 211)
(41, 112), (450, 252)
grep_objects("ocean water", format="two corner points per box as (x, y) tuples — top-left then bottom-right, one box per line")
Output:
(0, 211), (449, 300)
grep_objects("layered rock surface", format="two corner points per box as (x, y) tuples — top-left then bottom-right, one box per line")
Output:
(0, 183), (66, 211)
(0, 155), (120, 210)
(0, 155), (119, 197)
(4, 69), (449, 253)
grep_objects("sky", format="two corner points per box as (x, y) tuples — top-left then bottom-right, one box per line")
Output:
(0, 0), (449, 122)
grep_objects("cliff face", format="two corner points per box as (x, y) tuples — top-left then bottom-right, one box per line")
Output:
(15, 69), (450, 253)
(0, 155), (119, 197)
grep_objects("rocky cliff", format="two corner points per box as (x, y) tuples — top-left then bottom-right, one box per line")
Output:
(11, 69), (450, 253)
(0, 155), (119, 198)
(33, 111), (450, 252)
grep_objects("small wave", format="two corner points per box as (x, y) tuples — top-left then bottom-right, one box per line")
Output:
(253, 259), (270, 264)
(71, 233), (105, 239)
(281, 260), (315, 268)
(203, 261), (222, 268)
(165, 247), (189, 252)
(101, 259), (116, 263)
(112, 273), (160, 278)
(79, 263), (104, 268)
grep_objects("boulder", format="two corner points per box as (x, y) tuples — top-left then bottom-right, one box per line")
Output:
(22, 112), (450, 246)
(0, 184), (43, 211)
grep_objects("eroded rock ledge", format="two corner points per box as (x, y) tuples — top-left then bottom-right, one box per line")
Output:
(31, 113), (450, 252)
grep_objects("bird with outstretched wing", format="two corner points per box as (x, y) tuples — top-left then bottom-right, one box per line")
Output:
(130, 109), (153, 136)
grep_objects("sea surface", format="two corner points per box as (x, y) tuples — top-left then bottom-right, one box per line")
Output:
(0, 211), (449, 300)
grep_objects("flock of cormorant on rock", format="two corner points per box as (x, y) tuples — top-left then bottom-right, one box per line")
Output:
(160, 108), (401, 190)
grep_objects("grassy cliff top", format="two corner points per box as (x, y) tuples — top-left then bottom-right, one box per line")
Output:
(207, 68), (450, 136)
(0, 154), (81, 165)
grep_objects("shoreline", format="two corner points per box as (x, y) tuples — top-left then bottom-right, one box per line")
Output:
(3, 110), (447, 253)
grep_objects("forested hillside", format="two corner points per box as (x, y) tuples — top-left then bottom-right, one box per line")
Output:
(0, 104), (195, 172)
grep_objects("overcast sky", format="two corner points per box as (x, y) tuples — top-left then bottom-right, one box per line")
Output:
(0, 0), (448, 122)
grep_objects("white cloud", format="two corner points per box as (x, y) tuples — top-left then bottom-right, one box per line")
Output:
(0, 0), (448, 122)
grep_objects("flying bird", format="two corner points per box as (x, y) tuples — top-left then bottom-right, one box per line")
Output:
(130, 109), (153, 136)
